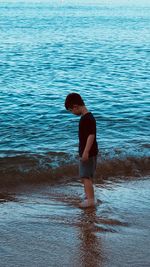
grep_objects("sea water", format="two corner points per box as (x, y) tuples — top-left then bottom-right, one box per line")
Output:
(0, 0), (150, 183)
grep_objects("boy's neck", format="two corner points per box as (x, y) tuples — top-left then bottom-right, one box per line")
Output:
(81, 106), (89, 116)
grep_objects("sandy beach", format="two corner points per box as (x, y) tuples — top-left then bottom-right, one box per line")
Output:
(1, 177), (150, 267)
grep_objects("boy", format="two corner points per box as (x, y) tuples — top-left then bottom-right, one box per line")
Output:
(65, 93), (98, 208)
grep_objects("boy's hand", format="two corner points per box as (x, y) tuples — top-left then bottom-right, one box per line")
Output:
(82, 151), (89, 161)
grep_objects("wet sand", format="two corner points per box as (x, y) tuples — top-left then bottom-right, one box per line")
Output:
(0, 177), (150, 267)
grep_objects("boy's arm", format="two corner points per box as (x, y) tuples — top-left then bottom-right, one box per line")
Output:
(82, 134), (95, 161)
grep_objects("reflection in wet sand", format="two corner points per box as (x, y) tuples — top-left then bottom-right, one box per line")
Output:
(79, 209), (104, 267)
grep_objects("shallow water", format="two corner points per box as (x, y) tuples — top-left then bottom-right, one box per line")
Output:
(1, 177), (150, 267)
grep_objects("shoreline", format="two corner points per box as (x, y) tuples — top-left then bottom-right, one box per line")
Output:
(1, 177), (150, 267)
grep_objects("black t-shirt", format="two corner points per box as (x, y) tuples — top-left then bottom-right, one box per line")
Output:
(79, 112), (98, 157)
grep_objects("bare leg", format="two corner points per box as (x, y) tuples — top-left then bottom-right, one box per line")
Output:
(83, 178), (95, 201)
(79, 178), (95, 208)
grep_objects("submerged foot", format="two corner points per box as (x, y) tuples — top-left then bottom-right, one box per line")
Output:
(79, 199), (97, 208)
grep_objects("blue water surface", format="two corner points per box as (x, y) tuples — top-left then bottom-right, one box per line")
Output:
(0, 1), (150, 160)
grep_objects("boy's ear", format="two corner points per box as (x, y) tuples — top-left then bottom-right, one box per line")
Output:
(73, 104), (79, 109)
(71, 104), (76, 110)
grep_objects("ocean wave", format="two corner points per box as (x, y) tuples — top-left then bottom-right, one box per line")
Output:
(0, 152), (149, 187)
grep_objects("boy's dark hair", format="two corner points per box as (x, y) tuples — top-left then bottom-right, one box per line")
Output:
(65, 93), (85, 110)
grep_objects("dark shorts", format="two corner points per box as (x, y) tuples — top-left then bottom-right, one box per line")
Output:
(79, 156), (97, 179)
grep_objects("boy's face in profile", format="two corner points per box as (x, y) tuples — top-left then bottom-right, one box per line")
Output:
(69, 105), (82, 116)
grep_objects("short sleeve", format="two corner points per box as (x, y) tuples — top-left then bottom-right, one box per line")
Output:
(86, 116), (96, 135)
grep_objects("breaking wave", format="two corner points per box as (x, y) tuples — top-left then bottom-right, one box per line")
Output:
(0, 151), (149, 188)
